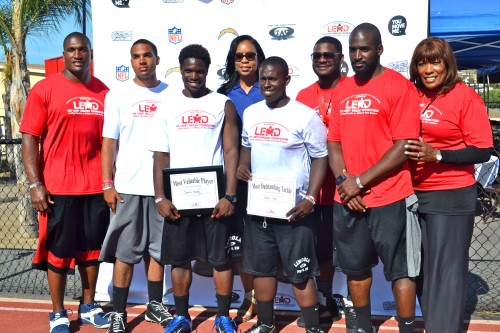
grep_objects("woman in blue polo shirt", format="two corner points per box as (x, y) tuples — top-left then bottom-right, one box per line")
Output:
(218, 35), (266, 324)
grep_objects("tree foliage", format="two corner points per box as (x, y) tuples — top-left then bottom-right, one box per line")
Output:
(0, 0), (89, 138)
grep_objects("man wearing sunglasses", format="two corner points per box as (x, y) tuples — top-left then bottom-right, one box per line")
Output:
(296, 36), (346, 330)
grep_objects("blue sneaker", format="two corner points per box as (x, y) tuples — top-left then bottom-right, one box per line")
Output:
(78, 301), (111, 328)
(164, 315), (192, 333)
(49, 310), (70, 333)
(214, 316), (238, 333)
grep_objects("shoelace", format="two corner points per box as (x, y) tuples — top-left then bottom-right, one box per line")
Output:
(112, 313), (125, 330)
(150, 302), (170, 317)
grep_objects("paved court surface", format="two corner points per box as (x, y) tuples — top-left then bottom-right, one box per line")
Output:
(1, 298), (499, 333)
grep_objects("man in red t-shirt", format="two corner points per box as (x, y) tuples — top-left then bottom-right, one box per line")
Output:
(327, 23), (420, 333)
(296, 36), (346, 328)
(20, 32), (110, 333)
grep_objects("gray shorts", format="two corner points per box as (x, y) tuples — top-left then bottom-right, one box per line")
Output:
(99, 194), (164, 264)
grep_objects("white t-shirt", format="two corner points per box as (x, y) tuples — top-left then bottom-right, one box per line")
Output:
(242, 99), (327, 204)
(103, 81), (169, 196)
(149, 90), (229, 168)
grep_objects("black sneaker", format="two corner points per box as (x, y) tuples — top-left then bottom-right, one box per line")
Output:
(244, 321), (276, 333)
(107, 312), (126, 333)
(297, 298), (341, 328)
(343, 297), (359, 333)
(306, 328), (325, 333)
(145, 300), (173, 327)
(353, 326), (376, 333)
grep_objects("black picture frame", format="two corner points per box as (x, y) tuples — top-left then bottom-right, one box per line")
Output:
(162, 165), (224, 216)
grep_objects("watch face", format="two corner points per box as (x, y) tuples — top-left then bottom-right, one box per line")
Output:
(225, 194), (237, 203)
(335, 175), (346, 186)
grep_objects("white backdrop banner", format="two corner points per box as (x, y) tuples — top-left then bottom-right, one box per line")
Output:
(91, 0), (427, 316)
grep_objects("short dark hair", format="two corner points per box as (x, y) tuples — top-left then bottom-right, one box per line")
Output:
(217, 35), (266, 95)
(351, 22), (382, 46)
(131, 38), (158, 57)
(409, 37), (461, 94)
(260, 56), (289, 77)
(315, 36), (342, 54)
(63, 32), (91, 49)
(178, 44), (211, 69)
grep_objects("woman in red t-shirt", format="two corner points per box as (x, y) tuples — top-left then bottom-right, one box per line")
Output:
(405, 37), (493, 333)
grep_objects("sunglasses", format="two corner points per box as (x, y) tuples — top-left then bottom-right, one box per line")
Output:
(234, 52), (257, 62)
(310, 52), (340, 61)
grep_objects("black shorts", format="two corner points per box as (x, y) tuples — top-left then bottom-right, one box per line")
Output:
(332, 200), (409, 281)
(242, 214), (319, 284)
(33, 194), (110, 273)
(161, 215), (231, 267)
(227, 180), (248, 260)
(314, 205), (333, 265)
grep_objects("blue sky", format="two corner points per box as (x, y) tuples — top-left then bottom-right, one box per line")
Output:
(25, 15), (93, 65)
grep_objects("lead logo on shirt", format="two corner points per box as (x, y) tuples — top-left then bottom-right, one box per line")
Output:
(66, 97), (104, 116)
(341, 94), (381, 115)
(132, 100), (160, 118)
(176, 110), (216, 130)
(249, 122), (289, 143)
(420, 104), (441, 125)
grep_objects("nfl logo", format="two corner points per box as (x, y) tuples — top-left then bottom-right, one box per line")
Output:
(168, 27), (182, 44)
(116, 65), (129, 82)
(221, 0), (234, 4)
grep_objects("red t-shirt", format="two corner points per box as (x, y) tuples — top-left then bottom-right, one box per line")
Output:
(327, 68), (420, 207)
(410, 83), (493, 191)
(19, 73), (109, 195)
(296, 77), (347, 205)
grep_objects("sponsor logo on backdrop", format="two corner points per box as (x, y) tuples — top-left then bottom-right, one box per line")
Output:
(221, 0), (234, 4)
(111, 0), (130, 8)
(216, 66), (226, 80)
(168, 27), (182, 44)
(111, 31), (133, 41)
(275, 293), (296, 308)
(388, 15), (407, 36)
(165, 67), (181, 79)
(268, 25), (295, 40)
(116, 65), (130, 82)
(387, 60), (408, 74)
(218, 27), (238, 40)
(332, 294), (344, 310)
(340, 61), (349, 76)
(198, 0), (213, 3)
(322, 21), (355, 36)
(288, 65), (299, 78)
(163, 0), (184, 3)
(383, 300), (396, 311)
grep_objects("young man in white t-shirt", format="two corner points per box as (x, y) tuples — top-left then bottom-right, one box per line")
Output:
(99, 39), (172, 333)
(237, 56), (328, 333)
(150, 44), (239, 333)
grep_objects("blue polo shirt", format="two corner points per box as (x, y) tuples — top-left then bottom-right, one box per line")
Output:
(227, 81), (264, 121)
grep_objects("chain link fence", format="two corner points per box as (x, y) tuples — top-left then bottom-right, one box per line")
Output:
(0, 139), (499, 314)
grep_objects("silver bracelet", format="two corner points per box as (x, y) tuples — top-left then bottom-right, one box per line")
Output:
(155, 196), (166, 204)
(102, 184), (114, 191)
(28, 182), (42, 190)
(304, 194), (316, 204)
(355, 176), (365, 189)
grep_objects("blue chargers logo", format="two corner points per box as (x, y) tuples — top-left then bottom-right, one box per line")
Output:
(168, 27), (182, 44)
(116, 65), (129, 82)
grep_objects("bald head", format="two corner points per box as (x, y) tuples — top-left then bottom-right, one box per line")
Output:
(350, 23), (382, 46)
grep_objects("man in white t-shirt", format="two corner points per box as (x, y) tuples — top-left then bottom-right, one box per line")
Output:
(237, 56), (328, 333)
(99, 39), (172, 333)
(150, 44), (239, 333)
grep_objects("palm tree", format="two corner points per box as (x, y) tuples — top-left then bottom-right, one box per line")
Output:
(0, 0), (89, 237)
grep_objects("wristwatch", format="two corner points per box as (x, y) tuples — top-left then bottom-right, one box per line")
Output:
(335, 174), (346, 186)
(224, 194), (238, 204)
(436, 150), (442, 163)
